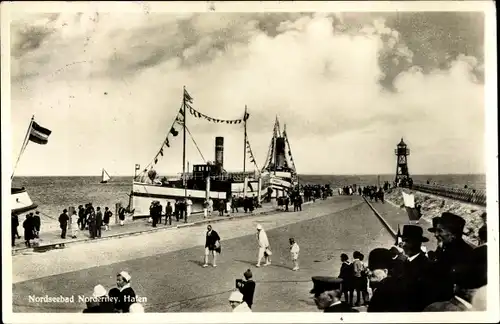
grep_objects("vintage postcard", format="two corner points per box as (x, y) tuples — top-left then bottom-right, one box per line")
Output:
(2, 1), (498, 323)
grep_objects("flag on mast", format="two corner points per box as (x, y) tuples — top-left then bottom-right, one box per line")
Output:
(29, 121), (52, 145)
(183, 88), (193, 104)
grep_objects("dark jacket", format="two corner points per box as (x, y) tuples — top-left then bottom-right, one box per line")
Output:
(59, 213), (69, 228)
(82, 300), (116, 313)
(431, 239), (474, 302)
(338, 262), (354, 290)
(401, 253), (434, 311)
(238, 279), (256, 308)
(109, 286), (136, 313)
(23, 218), (34, 240)
(95, 211), (103, 226)
(324, 302), (359, 313)
(32, 215), (41, 231)
(103, 210), (112, 223)
(368, 276), (408, 312)
(118, 207), (126, 220)
(205, 230), (221, 252)
(390, 253), (408, 277)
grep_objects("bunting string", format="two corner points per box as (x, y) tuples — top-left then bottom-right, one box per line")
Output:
(245, 137), (260, 173)
(185, 102), (249, 125)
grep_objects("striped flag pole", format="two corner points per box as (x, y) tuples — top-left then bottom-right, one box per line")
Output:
(11, 116), (34, 180)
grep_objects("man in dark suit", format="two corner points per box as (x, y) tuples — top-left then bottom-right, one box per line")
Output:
(58, 209), (69, 239)
(367, 248), (408, 312)
(400, 224), (434, 311)
(424, 261), (487, 312)
(95, 207), (103, 238)
(237, 269), (256, 309)
(429, 212), (474, 302)
(33, 211), (41, 238)
(309, 276), (358, 313)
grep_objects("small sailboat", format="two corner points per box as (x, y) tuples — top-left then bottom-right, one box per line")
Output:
(100, 169), (111, 184)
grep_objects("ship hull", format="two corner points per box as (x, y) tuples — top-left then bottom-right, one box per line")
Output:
(11, 187), (38, 215)
(262, 171), (297, 198)
(131, 182), (227, 217)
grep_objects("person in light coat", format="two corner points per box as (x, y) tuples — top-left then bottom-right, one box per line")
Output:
(289, 238), (300, 271)
(256, 224), (271, 267)
(228, 291), (252, 312)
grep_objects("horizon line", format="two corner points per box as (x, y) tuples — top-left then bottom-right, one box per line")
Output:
(12, 172), (487, 178)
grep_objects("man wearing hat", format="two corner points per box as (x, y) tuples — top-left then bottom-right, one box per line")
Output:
(33, 211), (41, 238)
(256, 224), (271, 267)
(399, 225), (434, 311)
(424, 262), (487, 312)
(58, 209), (69, 239)
(228, 291), (252, 312)
(108, 271), (137, 313)
(428, 212), (474, 302)
(367, 248), (408, 312)
(310, 277), (358, 313)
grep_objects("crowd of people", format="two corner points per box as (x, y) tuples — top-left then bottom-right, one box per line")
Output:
(313, 212), (488, 313)
(11, 211), (41, 247)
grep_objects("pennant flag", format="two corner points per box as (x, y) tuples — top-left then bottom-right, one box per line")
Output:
(171, 127), (179, 137)
(159, 148), (163, 156)
(29, 121), (52, 145)
(184, 89), (193, 103)
(135, 164), (141, 171)
(244, 112), (250, 120)
(165, 139), (170, 147)
(154, 157), (158, 164)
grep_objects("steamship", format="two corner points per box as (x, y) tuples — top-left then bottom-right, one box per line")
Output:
(128, 88), (265, 217)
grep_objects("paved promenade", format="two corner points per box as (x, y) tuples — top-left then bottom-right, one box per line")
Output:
(12, 196), (394, 313)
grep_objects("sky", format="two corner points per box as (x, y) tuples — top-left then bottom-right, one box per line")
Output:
(7, 4), (488, 176)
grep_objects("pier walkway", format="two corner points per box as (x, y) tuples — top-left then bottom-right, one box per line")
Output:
(12, 202), (287, 255)
(12, 196), (395, 313)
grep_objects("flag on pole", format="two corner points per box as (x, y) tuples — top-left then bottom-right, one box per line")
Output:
(135, 164), (141, 171)
(184, 89), (193, 104)
(402, 191), (420, 222)
(29, 121), (52, 145)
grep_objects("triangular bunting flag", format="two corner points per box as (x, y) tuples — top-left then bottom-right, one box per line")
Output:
(159, 148), (164, 156)
(165, 139), (170, 147)
(171, 127), (179, 137)
(184, 89), (194, 103)
(154, 158), (158, 164)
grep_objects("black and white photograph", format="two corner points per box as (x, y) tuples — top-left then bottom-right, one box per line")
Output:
(2, 1), (498, 323)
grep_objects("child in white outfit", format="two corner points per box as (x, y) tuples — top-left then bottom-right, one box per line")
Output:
(289, 238), (300, 271)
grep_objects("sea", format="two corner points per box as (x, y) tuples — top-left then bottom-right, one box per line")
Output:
(11, 174), (485, 232)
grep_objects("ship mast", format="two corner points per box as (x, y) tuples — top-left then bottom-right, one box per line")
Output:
(182, 86), (187, 198)
(243, 105), (248, 175)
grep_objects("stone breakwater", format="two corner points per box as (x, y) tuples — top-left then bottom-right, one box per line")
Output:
(385, 188), (486, 246)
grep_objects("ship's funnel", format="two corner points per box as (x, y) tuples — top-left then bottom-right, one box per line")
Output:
(275, 137), (286, 168)
(215, 137), (224, 168)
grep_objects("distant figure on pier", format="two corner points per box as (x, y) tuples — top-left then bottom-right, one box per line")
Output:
(118, 205), (126, 226)
(88, 209), (96, 239)
(23, 214), (34, 247)
(208, 198), (214, 216)
(203, 199), (209, 218)
(164, 202), (173, 225)
(95, 207), (103, 237)
(103, 207), (112, 231)
(58, 209), (69, 239)
(33, 211), (41, 238)
(78, 205), (85, 230)
(185, 196), (193, 223)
